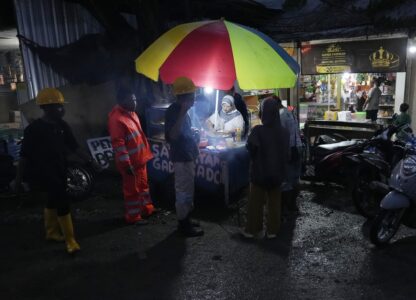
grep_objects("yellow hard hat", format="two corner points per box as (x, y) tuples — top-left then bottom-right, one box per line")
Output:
(172, 77), (196, 96)
(36, 88), (66, 105)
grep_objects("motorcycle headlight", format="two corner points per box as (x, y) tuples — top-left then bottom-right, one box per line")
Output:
(402, 156), (416, 175)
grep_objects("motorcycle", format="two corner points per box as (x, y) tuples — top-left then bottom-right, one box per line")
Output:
(370, 140), (416, 246)
(0, 138), (17, 192)
(302, 137), (365, 183)
(306, 132), (348, 162)
(347, 125), (410, 218)
(66, 161), (96, 201)
(302, 131), (359, 180)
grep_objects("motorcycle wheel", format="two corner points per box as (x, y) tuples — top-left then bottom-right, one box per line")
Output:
(353, 185), (383, 219)
(370, 208), (403, 246)
(352, 170), (382, 219)
(66, 164), (94, 201)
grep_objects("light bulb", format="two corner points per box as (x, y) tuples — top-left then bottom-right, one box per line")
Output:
(204, 87), (213, 94)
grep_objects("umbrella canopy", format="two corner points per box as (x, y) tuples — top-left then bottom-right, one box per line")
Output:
(135, 20), (299, 90)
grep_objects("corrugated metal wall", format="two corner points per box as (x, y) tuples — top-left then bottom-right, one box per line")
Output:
(14, 0), (104, 102)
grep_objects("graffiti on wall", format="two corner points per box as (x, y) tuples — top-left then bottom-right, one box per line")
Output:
(87, 136), (114, 168)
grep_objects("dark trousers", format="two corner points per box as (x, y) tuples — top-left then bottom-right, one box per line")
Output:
(366, 110), (378, 121)
(31, 182), (70, 216)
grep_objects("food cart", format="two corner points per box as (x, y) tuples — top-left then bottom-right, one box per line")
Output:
(145, 101), (250, 205)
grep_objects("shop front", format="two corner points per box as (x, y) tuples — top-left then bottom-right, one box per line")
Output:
(296, 37), (409, 144)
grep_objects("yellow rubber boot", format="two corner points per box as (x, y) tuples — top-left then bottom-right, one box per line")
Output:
(57, 214), (81, 254)
(44, 208), (64, 242)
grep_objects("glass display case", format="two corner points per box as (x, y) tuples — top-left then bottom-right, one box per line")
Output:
(378, 74), (396, 121)
(145, 104), (170, 141)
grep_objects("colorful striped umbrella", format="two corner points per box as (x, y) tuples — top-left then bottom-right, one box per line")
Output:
(135, 19), (299, 90)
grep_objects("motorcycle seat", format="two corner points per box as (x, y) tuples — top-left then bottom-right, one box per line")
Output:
(316, 140), (358, 153)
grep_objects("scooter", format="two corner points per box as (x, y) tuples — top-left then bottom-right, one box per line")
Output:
(370, 140), (416, 246)
(347, 125), (410, 218)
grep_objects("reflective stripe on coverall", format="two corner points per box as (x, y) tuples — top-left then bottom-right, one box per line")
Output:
(108, 105), (154, 223)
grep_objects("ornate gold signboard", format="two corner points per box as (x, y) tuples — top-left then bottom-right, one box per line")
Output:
(301, 38), (407, 75)
(369, 46), (400, 69)
(316, 43), (351, 74)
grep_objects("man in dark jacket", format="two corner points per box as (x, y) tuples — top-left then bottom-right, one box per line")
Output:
(243, 97), (289, 239)
(165, 77), (204, 237)
(14, 88), (97, 254)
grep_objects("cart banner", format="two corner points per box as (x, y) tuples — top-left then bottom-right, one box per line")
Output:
(149, 140), (223, 188)
(87, 136), (114, 168)
(301, 38), (407, 74)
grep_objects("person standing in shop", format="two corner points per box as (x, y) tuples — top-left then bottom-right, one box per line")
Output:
(242, 97), (289, 239)
(276, 97), (302, 214)
(165, 77), (204, 237)
(364, 78), (382, 122)
(108, 87), (156, 225)
(14, 88), (99, 254)
(356, 91), (367, 112)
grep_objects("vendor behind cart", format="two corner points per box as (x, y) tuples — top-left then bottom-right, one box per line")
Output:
(206, 95), (244, 135)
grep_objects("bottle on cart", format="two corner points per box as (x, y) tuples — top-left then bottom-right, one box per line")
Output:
(235, 128), (242, 142)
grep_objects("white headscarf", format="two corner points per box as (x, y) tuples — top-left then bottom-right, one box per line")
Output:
(220, 95), (240, 123)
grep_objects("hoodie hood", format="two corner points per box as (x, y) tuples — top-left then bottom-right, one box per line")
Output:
(260, 97), (280, 126)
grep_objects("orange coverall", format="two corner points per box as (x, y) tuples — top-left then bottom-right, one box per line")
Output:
(108, 105), (154, 223)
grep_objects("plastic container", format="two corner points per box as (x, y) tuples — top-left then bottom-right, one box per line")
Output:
(337, 111), (352, 121)
(355, 112), (366, 122)
(324, 111), (337, 121)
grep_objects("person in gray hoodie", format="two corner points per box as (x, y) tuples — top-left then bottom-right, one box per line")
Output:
(242, 97), (289, 239)
(364, 77), (381, 122)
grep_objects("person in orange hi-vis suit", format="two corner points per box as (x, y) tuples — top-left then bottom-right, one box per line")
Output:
(108, 87), (155, 225)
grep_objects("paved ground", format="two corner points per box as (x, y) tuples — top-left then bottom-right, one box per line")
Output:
(1, 173), (416, 300)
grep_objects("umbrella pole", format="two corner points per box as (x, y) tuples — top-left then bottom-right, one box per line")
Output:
(214, 89), (219, 129)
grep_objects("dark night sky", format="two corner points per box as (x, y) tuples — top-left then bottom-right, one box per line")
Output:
(0, 0), (16, 30)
